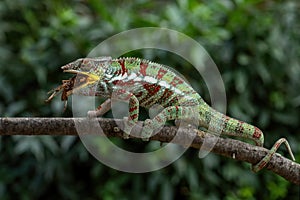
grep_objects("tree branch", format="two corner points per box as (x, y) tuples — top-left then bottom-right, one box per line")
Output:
(0, 117), (299, 185)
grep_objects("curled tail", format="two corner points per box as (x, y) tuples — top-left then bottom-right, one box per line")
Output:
(252, 138), (295, 172)
(198, 103), (295, 172)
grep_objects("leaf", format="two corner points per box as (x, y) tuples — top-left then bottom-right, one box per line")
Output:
(5, 100), (26, 117)
(40, 136), (59, 154)
(61, 136), (76, 151)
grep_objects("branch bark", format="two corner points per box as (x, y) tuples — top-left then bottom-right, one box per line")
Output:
(0, 117), (299, 185)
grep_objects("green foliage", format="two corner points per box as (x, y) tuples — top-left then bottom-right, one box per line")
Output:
(0, 0), (299, 199)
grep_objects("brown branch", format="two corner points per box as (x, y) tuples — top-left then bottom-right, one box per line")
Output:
(0, 117), (299, 185)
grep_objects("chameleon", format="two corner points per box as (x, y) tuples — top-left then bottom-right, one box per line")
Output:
(46, 56), (295, 172)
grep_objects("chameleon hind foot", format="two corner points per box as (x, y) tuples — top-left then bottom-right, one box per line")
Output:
(252, 138), (295, 172)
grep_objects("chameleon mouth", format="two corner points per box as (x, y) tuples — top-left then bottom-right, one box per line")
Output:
(45, 70), (100, 110)
(63, 69), (100, 90)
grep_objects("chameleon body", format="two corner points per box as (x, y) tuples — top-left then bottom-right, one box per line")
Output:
(46, 57), (295, 172)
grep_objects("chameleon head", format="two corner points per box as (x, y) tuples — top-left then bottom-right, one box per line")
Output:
(61, 57), (112, 94)
(45, 57), (112, 109)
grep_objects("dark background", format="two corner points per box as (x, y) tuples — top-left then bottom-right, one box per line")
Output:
(0, 0), (299, 199)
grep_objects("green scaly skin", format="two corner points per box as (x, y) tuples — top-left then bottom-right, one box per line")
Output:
(48, 56), (295, 172)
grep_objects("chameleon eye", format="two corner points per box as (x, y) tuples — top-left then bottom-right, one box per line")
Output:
(74, 58), (84, 68)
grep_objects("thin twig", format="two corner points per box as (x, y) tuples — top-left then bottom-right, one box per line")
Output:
(0, 117), (299, 185)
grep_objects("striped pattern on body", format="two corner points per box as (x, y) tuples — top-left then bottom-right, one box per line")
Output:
(103, 58), (264, 145)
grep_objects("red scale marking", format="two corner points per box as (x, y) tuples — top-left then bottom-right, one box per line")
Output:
(222, 116), (231, 133)
(127, 79), (135, 86)
(116, 69), (122, 75)
(130, 114), (138, 120)
(113, 79), (135, 87)
(118, 59), (127, 75)
(258, 161), (267, 168)
(135, 91), (143, 98)
(237, 120), (244, 134)
(141, 83), (162, 106)
(112, 80), (121, 86)
(170, 76), (183, 87)
(161, 88), (174, 101)
(253, 127), (262, 139)
(224, 116), (231, 123)
(156, 68), (167, 80)
(139, 61), (148, 76)
(143, 83), (161, 96)
(125, 93), (133, 100)
(129, 106), (138, 112)
(175, 106), (179, 118)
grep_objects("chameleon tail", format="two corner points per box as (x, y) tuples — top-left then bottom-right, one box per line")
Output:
(252, 138), (295, 172)
(198, 103), (295, 172)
